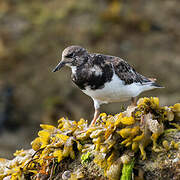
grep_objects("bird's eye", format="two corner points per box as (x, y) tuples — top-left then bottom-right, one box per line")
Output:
(65, 52), (74, 58)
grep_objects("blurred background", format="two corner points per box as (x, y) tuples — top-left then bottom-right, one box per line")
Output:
(0, 0), (179, 159)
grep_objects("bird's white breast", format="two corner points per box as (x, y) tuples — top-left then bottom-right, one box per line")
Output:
(70, 66), (77, 74)
(82, 74), (153, 103)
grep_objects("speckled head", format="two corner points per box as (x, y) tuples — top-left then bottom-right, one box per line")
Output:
(52, 45), (88, 72)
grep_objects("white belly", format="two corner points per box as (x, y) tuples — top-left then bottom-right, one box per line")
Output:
(82, 74), (154, 103)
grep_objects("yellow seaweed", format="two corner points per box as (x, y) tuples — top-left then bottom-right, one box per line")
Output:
(133, 133), (144, 142)
(117, 128), (132, 138)
(1, 97), (179, 179)
(31, 137), (42, 151)
(56, 134), (69, 142)
(53, 149), (63, 162)
(120, 117), (135, 125)
(40, 124), (55, 131)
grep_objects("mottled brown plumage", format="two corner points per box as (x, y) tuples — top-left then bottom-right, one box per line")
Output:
(53, 45), (163, 125)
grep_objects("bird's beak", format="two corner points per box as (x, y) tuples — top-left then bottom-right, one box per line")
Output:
(52, 61), (65, 72)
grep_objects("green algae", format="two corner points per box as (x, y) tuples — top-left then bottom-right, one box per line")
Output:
(120, 158), (135, 180)
(81, 152), (92, 164)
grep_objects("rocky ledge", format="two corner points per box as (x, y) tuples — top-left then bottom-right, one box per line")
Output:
(0, 97), (180, 180)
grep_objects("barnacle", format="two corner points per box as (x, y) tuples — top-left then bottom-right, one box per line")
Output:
(0, 97), (179, 179)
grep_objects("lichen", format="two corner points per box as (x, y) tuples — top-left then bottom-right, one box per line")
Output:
(0, 97), (179, 180)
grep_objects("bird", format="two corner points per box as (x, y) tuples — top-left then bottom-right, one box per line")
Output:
(52, 45), (163, 126)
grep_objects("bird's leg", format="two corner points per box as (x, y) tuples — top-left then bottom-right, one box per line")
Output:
(90, 99), (100, 126)
(131, 97), (137, 106)
(76, 107), (100, 134)
(90, 108), (100, 126)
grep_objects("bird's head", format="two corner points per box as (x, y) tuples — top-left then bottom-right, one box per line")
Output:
(52, 45), (88, 72)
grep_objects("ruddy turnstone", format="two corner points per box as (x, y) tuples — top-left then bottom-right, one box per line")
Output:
(52, 45), (163, 125)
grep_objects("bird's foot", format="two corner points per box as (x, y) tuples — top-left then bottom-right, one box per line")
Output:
(90, 118), (98, 127)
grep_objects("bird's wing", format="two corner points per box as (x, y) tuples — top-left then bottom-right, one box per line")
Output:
(109, 56), (151, 85)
